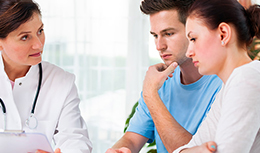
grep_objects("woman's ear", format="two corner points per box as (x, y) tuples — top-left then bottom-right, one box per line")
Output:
(218, 22), (231, 46)
(0, 41), (3, 51)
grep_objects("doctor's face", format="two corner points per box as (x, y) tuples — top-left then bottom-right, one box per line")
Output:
(0, 12), (45, 67)
(150, 9), (189, 66)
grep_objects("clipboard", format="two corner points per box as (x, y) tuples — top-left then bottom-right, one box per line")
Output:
(0, 132), (54, 153)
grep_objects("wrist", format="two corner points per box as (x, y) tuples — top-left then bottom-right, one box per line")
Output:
(142, 89), (158, 100)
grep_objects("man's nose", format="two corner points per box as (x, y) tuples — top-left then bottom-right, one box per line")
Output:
(156, 36), (167, 51)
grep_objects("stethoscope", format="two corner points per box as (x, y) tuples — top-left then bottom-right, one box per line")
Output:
(0, 63), (42, 130)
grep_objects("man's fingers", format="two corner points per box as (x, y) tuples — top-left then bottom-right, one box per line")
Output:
(164, 62), (178, 76)
(168, 73), (173, 78)
(153, 63), (168, 71)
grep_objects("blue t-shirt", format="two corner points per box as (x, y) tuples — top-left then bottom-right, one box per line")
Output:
(126, 66), (222, 152)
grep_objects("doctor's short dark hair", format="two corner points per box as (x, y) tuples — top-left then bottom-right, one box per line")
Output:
(140, 0), (195, 25)
(0, 0), (41, 39)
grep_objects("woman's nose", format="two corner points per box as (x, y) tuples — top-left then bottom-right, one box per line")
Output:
(186, 45), (194, 58)
(32, 37), (44, 49)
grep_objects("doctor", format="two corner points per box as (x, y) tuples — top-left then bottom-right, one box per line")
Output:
(0, 0), (92, 152)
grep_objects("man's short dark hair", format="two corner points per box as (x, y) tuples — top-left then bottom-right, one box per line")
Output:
(140, 0), (195, 25)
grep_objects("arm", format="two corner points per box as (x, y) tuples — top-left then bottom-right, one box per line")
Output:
(142, 63), (192, 152)
(106, 132), (148, 153)
(144, 93), (192, 152)
(107, 85), (159, 152)
(180, 141), (217, 153)
(212, 71), (260, 152)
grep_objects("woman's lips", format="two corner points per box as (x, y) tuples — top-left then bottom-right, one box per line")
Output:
(30, 52), (41, 57)
(193, 61), (199, 67)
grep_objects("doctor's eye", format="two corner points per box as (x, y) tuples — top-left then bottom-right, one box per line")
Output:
(38, 28), (44, 35)
(21, 35), (28, 41)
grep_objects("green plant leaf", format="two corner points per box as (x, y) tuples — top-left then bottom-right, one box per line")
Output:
(124, 101), (139, 133)
(249, 37), (260, 60)
(147, 140), (156, 147)
(124, 101), (157, 152)
(147, 149), (157, 153)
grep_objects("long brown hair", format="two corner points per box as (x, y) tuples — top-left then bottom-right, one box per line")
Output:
(0, 0), (41, 38)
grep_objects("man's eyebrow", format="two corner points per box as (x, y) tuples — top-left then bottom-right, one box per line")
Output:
(150, 31), (156, 35)
(161, 28), (176, 33)
(150, 28), (176, 35)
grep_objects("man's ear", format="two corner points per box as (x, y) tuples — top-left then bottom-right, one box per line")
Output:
(218, 22), (231, 46)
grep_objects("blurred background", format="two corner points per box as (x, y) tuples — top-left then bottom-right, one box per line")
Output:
(36, 0), (160, 152)
(35, 0), (260, 152)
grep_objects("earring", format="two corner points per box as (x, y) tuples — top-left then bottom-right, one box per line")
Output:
(221, 41), (225, 45)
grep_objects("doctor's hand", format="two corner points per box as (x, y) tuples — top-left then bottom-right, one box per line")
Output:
(142, 62), (178, 96)
(106, 147), (131, 153)
(180, 141), (217, 153)
(36, 148), (61, 153)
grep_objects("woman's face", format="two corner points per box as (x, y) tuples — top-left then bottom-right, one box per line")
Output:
(185, 17), (226, 75)
(0, 12), (45, 67)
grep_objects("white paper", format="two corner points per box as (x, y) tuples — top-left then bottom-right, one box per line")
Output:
(0, 132), (53, 153)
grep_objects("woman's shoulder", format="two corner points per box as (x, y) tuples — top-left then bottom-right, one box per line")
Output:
(228, 60), (260, 84)
(235, 60), (260, 75)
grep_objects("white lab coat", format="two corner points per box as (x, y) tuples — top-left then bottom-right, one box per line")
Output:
(0, 53), (92, 153)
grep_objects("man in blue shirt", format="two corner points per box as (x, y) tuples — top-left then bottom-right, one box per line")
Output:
(106, 0), (222, 152)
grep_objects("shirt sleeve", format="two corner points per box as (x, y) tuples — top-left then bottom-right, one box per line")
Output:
(53, 75), (92, 153)
(126, 92), (155, 143)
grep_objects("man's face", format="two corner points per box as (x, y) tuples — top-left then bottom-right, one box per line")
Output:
(150, 9), (189, 66)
